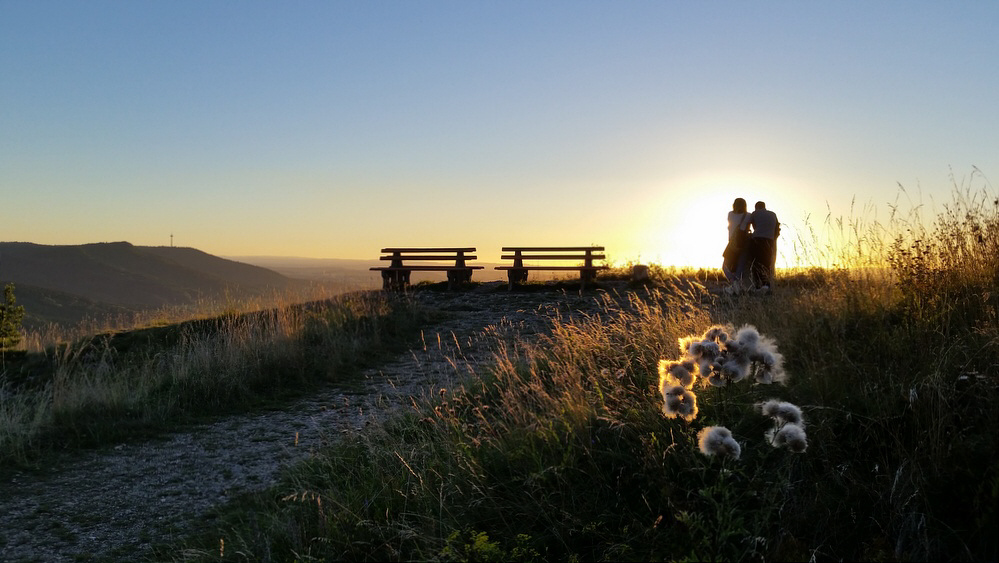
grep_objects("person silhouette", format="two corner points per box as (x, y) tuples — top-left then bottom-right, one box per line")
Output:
(747, 201), (779, 291)
(722, 198), (751, 290)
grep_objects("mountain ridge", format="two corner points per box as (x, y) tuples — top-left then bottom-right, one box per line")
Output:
(0, 241), (310, 328)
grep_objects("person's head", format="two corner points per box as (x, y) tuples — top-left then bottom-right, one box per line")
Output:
(732, 198), (747, 213)
(755, 201), (766, 210)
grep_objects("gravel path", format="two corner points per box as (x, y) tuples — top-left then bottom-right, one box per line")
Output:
(0, 287), (616, 562)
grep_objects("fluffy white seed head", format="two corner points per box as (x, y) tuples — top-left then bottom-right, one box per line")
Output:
(698, 426), (741, 459)
(661, 385), (699, 422)
(658, 359), (697, 389)
(759, 400), (804, 426)
(734, 325), (761, 348)
(766, 423), (808, 453)
(678, 336), (699, 357)
(720, 358), (750, 383)
(702, 325), (730, 343)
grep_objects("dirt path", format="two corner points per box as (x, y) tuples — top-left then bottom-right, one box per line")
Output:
(0, 287), (615, 562)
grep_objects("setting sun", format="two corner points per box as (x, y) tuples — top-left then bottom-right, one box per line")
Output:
(627, 177), (799, 270)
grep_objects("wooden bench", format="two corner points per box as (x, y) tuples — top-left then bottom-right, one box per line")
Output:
(495, 246), (608, 290)
(370, 247), (483, 290)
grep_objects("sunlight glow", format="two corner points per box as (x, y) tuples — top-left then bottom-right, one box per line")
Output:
(635, 179), (777, 269)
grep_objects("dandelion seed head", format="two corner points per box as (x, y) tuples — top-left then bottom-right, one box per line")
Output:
(698, 426), (741, 459)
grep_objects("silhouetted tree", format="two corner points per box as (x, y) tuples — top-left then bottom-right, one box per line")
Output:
(0, 283), (25, 351)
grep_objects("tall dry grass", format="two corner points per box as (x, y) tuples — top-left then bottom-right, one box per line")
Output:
(169, 171), (997, 562)
(0, 291), (431, 467)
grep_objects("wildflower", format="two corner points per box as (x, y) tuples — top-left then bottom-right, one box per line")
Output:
(661, 384), (699, 422)
(766, 423), (808, 453)
(658, 359), (697, 388)
(758, 399), (804, 426)
(697, 426), (741, 459)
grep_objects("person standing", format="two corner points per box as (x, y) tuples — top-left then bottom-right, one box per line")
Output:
(748, 201), (780, 291)
(723, 198), (751, 289)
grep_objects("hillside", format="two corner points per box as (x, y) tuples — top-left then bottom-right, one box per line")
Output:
(0, 242), (307, 328)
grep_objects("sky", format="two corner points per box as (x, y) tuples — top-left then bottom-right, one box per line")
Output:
(2, 1), (997, 269)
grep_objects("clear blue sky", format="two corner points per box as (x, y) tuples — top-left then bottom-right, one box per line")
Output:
(2, 1), (997, 268)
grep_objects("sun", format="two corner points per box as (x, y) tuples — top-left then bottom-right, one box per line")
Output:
(637, 187), (747, 269)
(624, 175), (817, 270)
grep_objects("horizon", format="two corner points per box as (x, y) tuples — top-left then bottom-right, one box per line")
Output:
(3, 2), (997, 268)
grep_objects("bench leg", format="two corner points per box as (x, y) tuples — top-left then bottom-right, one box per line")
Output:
(506, 268), (528, 291)
(446, 269), (472, 290)
(382, 271), (410, 291)
(580, 269), (597, 289)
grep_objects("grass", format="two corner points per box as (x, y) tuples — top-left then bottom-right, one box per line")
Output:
(5, 172), (997, 561)
(163, 171), (996, 562)
(0, 291), (435, 468)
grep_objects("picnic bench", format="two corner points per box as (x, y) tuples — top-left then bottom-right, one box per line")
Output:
(495, 246), (608, 290)
(370, 247), (483, 290)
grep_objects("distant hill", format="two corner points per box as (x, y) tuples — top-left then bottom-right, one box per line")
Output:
(0, 242), (309, 329)
(225, 255), (385, 284)
(229, 255), (507, 284)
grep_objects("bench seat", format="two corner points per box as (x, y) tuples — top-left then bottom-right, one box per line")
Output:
(373, 266), (485, 271)
(495, 265), (606, 271)
(495, 246), (607, 289)
(371, 247), (481, 290)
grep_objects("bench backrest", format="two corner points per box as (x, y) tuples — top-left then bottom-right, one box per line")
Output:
(381, 247), (476, 253)
(500, 246), (605, 266)
(378, 247), (477, 267)
(501, 247), (604, 252)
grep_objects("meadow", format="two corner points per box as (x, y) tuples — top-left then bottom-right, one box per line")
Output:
(1, 175), (996, 561)
(0, 291), (433, 466)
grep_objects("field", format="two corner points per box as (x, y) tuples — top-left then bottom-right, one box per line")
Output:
(1, 178), (996, 562)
